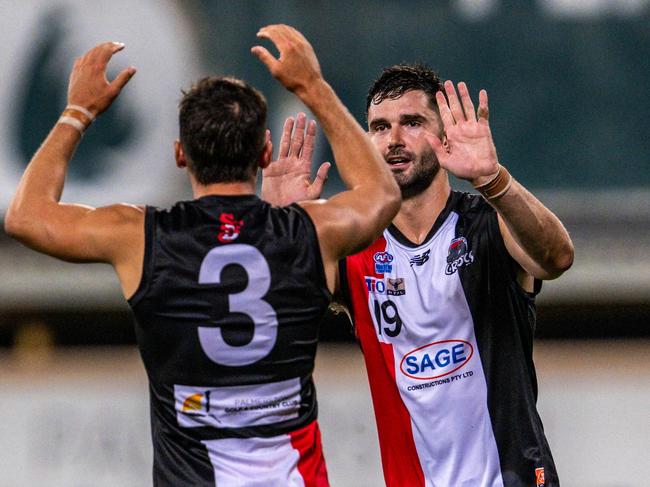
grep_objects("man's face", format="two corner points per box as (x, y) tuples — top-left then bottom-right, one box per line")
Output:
(368, 90), (444, 199)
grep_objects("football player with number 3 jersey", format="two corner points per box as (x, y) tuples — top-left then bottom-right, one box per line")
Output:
(5, 26), (400, 486)
(263, 64), (574, 486)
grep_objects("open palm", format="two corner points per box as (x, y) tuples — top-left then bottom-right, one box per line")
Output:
(261, 113), (330, 206)
(425, 81), (500, 187)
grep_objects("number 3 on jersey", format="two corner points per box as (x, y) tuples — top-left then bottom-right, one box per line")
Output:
(197, 244), (278, 367)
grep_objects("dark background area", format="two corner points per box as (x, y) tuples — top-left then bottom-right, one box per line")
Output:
(1, 1), (648, 349)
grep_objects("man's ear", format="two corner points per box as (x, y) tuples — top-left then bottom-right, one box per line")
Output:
(258, 130), (273, 169)
(174, 140), (187, 168)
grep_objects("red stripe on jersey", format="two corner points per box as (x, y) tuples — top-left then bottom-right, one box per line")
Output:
(345, 238), (425, 487)
(289, 420), (330, 487)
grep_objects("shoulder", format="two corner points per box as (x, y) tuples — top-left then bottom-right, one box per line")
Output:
(450, 191), (497, 233)
(86, 203), (145, 233)
(450, 191), (492, 216)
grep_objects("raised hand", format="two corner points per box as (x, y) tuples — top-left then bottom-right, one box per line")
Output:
(425, 80), (500, 187)
(67, 42), (136, 117)
(261, 113), (330, 206)
(251, 24), (322, 97)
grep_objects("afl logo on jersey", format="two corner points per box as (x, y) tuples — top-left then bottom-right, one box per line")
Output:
(400, 339), (474, 380)
(373, 251), (394, 274)
(445, 237), (475, 275)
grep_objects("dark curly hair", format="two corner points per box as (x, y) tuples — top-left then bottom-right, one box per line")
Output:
(365, 63), (445, 117)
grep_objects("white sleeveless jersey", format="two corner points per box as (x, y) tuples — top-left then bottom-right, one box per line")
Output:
(341, 192), (558, 487)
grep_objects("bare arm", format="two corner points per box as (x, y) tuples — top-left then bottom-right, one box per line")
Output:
(4, 42), (144, 297)
(252, 25), (400, 291)
(426, 81), (574, 281)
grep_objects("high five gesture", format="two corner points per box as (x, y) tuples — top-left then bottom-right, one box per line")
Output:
(253, 25), (399, 289)
(426, 80), (500, 187)
(261, 113), (330, 206)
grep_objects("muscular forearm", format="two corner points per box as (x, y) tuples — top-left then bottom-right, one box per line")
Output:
(490, 179), (574, 279)
(297, 79), (398, 206)
(5, 123), (81, 238)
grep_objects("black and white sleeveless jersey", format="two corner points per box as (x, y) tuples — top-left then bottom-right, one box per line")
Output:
(128, 194), (331, 487)
(341, 191), (558, 487)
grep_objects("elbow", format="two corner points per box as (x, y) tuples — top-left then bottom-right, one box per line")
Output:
(558, 243), (575, 273)
(387, 187), (402, 218)
(4, 208), (35, 243)
(378, 190), (401, 231)
(555, 237), (575, 273)
(382, 179), (402, 220)
(543, 240), (575, 280)
(4, 210), (22, 239)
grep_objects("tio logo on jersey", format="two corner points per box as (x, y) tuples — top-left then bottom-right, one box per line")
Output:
(365, 276), (406, 296)
(400, 339), (474, 380)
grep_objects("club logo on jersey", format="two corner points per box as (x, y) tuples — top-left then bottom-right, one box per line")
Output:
(535, 467), (545, 487)
(179, 390), (220, 421)
(400, 339), (474, 380)
(373, 251), (394, 273)
(182, 392), (207, 413)
(175, 379), (301, 429)
(387, 277), (406, 296)
(409, 249), (430, 267)
(218, 213), (244, 243)
(445, 237), (475, 275)
(365, 276), (406, 296)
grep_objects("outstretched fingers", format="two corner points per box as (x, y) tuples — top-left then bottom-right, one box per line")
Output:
(301, 119), (317, 161)
(436, 91), (456, 130)
(457, 82), (476, 121)
(444, 80), (465, 123)
(439, 81), (487, 127)
(278, 117), (295, 158)
(477, 89), (489, 123)
(290, 113), (306, 156)
(308, 162), (331, 199)
(277, 114), (315, 160)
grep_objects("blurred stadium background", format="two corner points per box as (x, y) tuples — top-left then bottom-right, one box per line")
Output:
(0, 1), (648, 486)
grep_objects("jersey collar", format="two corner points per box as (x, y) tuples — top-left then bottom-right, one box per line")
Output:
(387, 191), (462, 248)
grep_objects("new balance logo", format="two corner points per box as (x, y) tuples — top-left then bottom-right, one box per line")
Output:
(409, 249), (430, 267)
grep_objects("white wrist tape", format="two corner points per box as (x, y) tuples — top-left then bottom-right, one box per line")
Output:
(58, 115), (87, 134)
(66, 104), (96, 122)
(56, 105), (95, 134)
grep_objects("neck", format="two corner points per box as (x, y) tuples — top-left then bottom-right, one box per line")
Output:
(191, 179), (257, 199)
(392, 171), (451, 245)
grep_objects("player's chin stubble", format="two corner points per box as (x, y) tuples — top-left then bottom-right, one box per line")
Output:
(395, 149), (440, 200)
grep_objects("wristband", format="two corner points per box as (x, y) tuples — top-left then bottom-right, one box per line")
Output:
(57, 105), (95, 134)
(66, 104), (96, 122)
(473, 164), (513, 200)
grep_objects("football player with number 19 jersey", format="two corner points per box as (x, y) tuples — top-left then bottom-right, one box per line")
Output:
(345, 66), (574, 487)
(264, 64), (574, 487)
